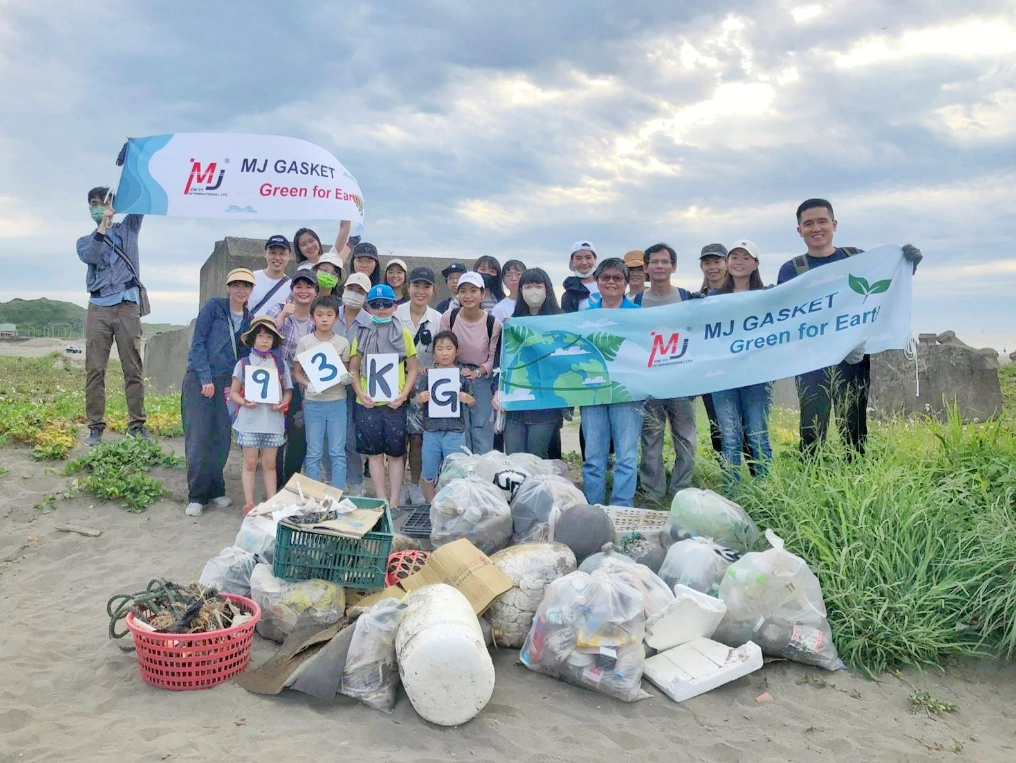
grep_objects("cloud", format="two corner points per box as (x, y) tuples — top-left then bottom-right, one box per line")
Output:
(583, 376), (607, 385)
(550, 346), (590, 357)
(499, 389), (535, 403)
(577, 318), (617, 328)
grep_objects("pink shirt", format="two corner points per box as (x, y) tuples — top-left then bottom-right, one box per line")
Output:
(438, 309), (502, 375)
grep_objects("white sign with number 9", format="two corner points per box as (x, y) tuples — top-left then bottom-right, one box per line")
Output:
(297, 341), (348, 394)
(244, 364), (282, 404)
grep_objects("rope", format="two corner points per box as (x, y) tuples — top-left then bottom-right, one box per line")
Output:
(106, 578), (206, 651)
(904, 334), (920, 397)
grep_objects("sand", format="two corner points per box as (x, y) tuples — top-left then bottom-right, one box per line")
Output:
(1, 438), (1015, 763)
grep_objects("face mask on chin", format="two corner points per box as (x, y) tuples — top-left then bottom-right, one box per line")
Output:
(571, 263), (596, 279)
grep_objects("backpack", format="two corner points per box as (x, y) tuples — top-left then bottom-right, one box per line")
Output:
(792, 246), (862, 276)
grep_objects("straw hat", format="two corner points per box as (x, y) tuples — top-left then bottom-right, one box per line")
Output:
(240, 316), (284, 347)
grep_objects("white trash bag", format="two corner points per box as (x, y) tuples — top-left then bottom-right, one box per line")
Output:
(342, 598), (406, 712)
(658, 536), (740, 597)
(199, 546), (258, 597)
(668, 488), (760, 553)
(249, 563), (346, 643)
(430, 476), (513, 554)
(713, 530), (846, 671)
(521, 570), (649, 702)
(234, 514), (278, 563)
(510, 474), (587, 543)
(487, 543), (577, 648)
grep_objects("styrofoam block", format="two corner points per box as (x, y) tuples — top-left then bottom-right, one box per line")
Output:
(643, 638), (763, 703)
(644, 584), (727, 651)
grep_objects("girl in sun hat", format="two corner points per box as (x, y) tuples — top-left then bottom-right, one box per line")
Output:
(711, 239), (772, 491)
(229, 316), (294, 514)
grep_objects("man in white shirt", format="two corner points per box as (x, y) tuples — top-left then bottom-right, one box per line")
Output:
(248, 235), (292, 317)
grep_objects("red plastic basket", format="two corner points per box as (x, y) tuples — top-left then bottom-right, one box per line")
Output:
(125, 593), (261, 691)
(385, 550), (430, 587)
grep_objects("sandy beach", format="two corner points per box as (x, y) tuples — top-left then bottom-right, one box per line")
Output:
(1, 437), (1014, 763)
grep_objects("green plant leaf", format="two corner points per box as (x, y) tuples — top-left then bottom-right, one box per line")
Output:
(588, 331), (625, 362)
(502, 324), (534, 356)
(848, 274), (871, 295)
(609, 381), (632, 403)
(867, 279), (892, 295)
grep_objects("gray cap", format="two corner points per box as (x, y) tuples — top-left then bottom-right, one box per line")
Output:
(700, 243), (728, 259)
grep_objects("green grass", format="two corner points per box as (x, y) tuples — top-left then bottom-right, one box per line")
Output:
(66, 437), (182, 512)
(1000, 364), (1016, 414)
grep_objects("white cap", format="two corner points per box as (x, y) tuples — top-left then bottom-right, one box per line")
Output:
(315, 251), (345, 274)
(456, 271), (485, 291)
(728, 239), (761, 260)
(344, 272), (372, 292)
(386, 257), (408, 273)
(570, 240), (596, 255)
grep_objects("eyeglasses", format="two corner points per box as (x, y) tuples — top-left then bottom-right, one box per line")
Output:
(369, 300), (395, 309)
(597, 274), (626, 283)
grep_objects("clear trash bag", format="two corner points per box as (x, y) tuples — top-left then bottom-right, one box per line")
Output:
(505, 452), (558, 478)
(713, 530), (846, 671)
(198, 546), (258, 597)
(249, 563), (346, 643)
(342, 598), (407, 712)
(510, 474), (588, 543)
(521, 570), (649, 702)
(234, 514), (278, 563)
(578, 543), (636, 574)
(430, 476), (513, 554)
(595, 557), (674, 618)
(658, 536), (741, 597)
(435, 448), (478, 489)
(668, 488), (761, 553)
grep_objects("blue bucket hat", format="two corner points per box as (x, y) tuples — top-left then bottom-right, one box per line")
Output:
(367, 284), (396, 303)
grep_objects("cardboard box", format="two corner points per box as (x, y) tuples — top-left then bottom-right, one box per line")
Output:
(355, 539), (512, 616)
(249, 474), (384, 539)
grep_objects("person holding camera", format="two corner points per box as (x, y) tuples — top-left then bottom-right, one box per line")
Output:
(76, 186), (151, 447)
(396, 266), (442, 505)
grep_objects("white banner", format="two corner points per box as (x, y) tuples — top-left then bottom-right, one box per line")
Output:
(113, 133), (364, 222)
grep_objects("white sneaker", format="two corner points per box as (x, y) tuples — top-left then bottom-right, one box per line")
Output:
(408, 484), (425, 506)
(185, 502), (204, 517)
(211, 496), (232, 509)
(346, 483), (365, 498)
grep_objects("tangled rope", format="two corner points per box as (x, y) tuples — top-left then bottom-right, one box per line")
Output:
(106, 578), (218, 651)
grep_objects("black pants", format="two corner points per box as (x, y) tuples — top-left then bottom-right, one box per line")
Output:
(276, 385), (307, 488)
(182, 370), (232, 504)
(796, 356), (870, 456)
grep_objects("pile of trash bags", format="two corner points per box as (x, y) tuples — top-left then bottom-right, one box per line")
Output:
(249, 564), (346, 643)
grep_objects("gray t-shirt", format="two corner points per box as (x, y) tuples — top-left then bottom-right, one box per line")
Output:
(232, 354), (293, 435)
(413, 366), (473, 433)
(638, 286), (688, 307)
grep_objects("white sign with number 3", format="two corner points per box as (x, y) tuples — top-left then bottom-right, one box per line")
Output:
(296, 342), (348, 394)
(244, 364), (282, 404)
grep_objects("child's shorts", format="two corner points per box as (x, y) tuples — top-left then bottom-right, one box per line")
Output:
(236, 431), (286, 449)
(354, 404), (408, 457)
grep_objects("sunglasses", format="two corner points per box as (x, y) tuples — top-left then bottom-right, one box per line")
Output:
(369, 299), (395, 309)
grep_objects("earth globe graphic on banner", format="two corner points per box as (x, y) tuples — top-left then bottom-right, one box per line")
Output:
(498, 325), (632, 410)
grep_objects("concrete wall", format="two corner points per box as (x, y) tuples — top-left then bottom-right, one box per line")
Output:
(144, 321), (194, 394)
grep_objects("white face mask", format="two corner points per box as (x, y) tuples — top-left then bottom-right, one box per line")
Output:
(571, 264), (596, 279)
(521, 286), (547, 308)
(343, 291), (365, 309)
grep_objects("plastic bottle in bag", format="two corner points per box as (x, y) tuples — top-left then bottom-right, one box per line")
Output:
(658, 536), (740, 597)
(430, 476), (513, 554)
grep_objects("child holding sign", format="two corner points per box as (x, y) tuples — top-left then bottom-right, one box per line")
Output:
(293, 296), (354, 488)
(229, 317), (293, 514)
(413, 331), (475, 502)
(349, 284), (419, 506)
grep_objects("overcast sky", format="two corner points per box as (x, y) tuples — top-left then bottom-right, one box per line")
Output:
(1, 1), (1014, 349)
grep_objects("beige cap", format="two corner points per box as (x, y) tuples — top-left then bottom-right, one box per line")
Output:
(226, 267), (255, 286)
(315, 251), (346, 276)
(344, 272), (372, 292)
(623, 250), (645, 269)
(386, 257), (408, 274)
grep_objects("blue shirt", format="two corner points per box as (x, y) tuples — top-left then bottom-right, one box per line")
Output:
(586, 293), (639, 309)
(777, 248), (862, 285)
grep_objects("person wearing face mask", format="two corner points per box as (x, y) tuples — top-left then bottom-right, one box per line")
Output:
(248, 235), (292, 318)
(472, 255), (505, 312)
(436, 263), (467, 313)
(76, 186), (151, 446)
(561, 240), (599, 312)
(312, 251), (345, 298)
(492, 268), (565, 458)
(491, 259), (526, 323)
(334, 273), (374, 496)
(396, 267), (443, 505)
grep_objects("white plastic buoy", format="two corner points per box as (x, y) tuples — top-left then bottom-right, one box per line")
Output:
(395, 584), (495, 726)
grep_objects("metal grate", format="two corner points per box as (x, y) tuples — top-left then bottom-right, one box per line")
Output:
(400, 504), (432, 539)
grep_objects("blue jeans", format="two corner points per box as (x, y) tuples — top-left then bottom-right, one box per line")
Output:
(421, 430), (466, 483)
(303, 399), (348, 489)
(344, 385), (363, 487)
(712, 383), (772, 488)
(464, 375), (496, 455)
(580, 401), (642, 506)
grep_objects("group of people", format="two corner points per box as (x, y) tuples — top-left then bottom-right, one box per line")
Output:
(77, 188), (923, 516)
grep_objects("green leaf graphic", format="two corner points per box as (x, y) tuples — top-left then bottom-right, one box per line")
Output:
(588, 331), (625, 362)
(848, 274), (870, 295)
(609, 381), (632, 403)
(503, 324), (533, 356)
(867, 279), (892, 295)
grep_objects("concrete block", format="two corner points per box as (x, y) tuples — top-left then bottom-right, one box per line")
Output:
(143, 322), (194, 395)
